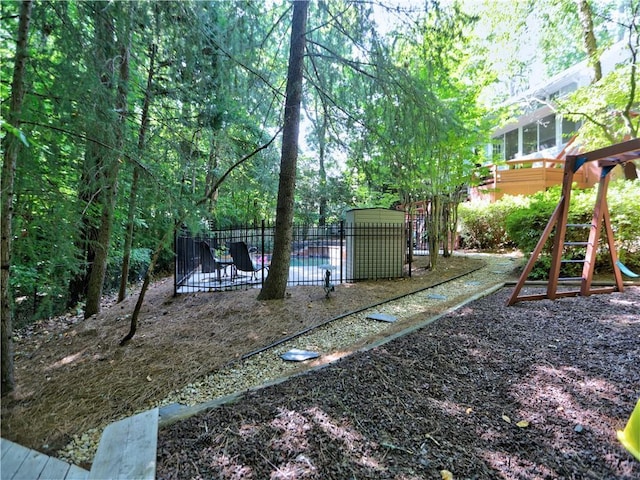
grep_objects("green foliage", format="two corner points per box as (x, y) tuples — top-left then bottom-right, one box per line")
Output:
(536, 0), (615, 77)
(504, 187), (560, 254)
(560, 64), (640, 147)
(588, 179), (640, 271)
(459, 195), (531, 250)
(104, 248), (152, 293)
(6, 0), (633, 328)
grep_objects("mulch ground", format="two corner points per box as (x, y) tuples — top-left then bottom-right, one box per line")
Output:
(156, 286), (640, 480)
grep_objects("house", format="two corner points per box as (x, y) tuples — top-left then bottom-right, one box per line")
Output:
(472, 40), (631, 203)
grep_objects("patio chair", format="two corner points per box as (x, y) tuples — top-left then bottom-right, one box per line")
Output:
(199, 240), (228, 281)
(229, 241), (269, 280)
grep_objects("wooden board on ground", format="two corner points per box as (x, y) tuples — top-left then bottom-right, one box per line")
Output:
(88, 407), (159, 480)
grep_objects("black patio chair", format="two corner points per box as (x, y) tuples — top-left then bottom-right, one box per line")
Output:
(199, 240), (228, 281)
(229, 241), (269, 280)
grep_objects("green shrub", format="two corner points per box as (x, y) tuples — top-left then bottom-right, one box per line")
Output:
(10, 264), (72, 328)
(459, 195), (530, 250)
(459, 180), (639, 280)
(505, 187), (559, 255)
(104, 248), (152, 292)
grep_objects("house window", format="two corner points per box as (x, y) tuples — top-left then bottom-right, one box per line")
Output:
(550, 82), (577, 100)
(523, 123), (537, 154)
(562, 117), (580, 141)
(492, 137), (504, 162)
(539, 114), (556, 150)
(505, 129), (518, 159)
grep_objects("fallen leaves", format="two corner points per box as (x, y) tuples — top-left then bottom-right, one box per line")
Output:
(501, 414), (530, 428)
(440, 469), (454, 480)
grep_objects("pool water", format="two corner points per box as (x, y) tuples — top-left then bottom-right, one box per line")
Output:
(289, 256), (331, 267)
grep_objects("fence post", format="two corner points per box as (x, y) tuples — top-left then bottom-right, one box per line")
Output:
(261, 219), (265, 285)
(340, 220), (344, 284)
(173, 228), (178, 296)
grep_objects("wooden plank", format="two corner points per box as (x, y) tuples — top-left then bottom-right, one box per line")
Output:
(1, 437), (19, 461)
(581, 174), (608, 295)
(1, 439), (30, 479)
(507, 199), (564, 305)
(566, 138), (640, 164)
(1, 438), (89, 480)
(37, 456), (73, 479)
(508, 293), (552, 303)
(548, 158), (576, 300)
(603, 202), (625, 292)
(12, 448), (49, 479)
(586, 287), (617, 295)
(552, 290), (582, 298)
(88, 408), (158, 480)
(65, 464), (90, 480)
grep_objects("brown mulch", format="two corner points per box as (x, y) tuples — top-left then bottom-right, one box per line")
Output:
(156, 286), (640, 480)
(1, 255), (484, 456)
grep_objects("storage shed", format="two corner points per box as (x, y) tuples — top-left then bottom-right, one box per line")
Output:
(345, 208), (406, 281)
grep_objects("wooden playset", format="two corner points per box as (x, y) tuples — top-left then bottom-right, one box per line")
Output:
(508, 138), (640, 305)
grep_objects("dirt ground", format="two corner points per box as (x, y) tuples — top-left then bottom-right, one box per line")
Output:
(1, 254), (484, 457)
(156, 286), (640, 480)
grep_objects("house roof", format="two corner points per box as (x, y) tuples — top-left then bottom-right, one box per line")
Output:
(493, 40), (630, 135)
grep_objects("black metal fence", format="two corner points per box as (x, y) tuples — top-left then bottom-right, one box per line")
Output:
(175, 220), (412, 294)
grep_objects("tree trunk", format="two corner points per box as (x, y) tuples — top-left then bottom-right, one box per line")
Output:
(1, 0), (33, 397)
(84, 3), (131, 317)
(318, 116), (328, 227)
(443, 190), (463, 257)
(426, 194), (443, 270)
(258, 0), (309, 300)
(621, 19), (638, 179)
(575, 0), (602, 82)
(442, 198), (451, 258)
(119, 43), (156, 303)
(120, 231), (171, 346)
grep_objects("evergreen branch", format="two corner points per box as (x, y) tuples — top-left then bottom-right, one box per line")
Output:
(198, 126), (283, 205)
(20, 120), (155, 177)
(121, 126), (283, 346)
(305, 39), (378, 80)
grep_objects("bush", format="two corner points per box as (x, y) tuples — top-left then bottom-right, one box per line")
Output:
(104, 248), (152, 293)
(459, 180), (640, 280)
(459, 195), (530, 250)
(505, 187), (560, 255)
(10, 261), (77, 328)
